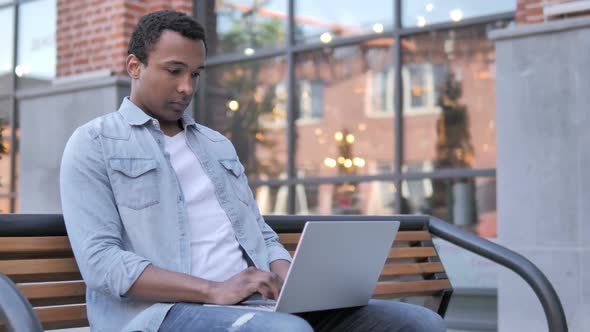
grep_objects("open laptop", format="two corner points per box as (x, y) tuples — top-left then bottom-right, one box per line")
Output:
(208, 220), (399, 313)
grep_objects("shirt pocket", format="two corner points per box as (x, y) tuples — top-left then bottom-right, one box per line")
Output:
(219, 159), (250, 206)
(108, 158), (160, 210)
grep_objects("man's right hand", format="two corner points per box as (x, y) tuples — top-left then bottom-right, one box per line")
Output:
(208, 267), (283, 305)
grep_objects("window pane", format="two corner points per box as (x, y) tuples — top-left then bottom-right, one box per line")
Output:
(295, 40), (396, 178)
(402, 22), (509, 171)
(293, 181), (397, 215)
(201, 56), (287, 181)
(0, 98), (11, 194)
(17, 0), (56, 88)
(402, 176), (497, 238)
(204, 0), (287, 56)
(0, 197), (10, 213)
(0, 7), (14, 94)
(402, 0), (516, 27)
(295, 0), (393, 44)
(253, 184), (283, 215)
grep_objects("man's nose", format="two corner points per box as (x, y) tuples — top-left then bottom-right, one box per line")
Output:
(177, 74), (195, 96)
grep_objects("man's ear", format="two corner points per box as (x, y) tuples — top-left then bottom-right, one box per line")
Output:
(126, 54), (142, 79)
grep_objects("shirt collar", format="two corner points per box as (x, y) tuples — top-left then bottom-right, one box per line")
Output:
(118, 96), (197, 129)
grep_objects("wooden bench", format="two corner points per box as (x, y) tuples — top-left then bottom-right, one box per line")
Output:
(0, 214), (452, 330)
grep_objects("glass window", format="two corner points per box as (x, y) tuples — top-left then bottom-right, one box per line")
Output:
(280, 181), (398, 215)
(402, 176), (496, 238)
(402, 0), (516, 27)
(255, 180), (401, 215)
(295, 0), (393, 44)
(295, 40), (396, 179)
(402, 22), (509, 171)
(0, 196), (10, 213)
(0, 98), (12, 194)
(16, 0), (56, 89)
(0, 7), (14, 95)
(204, 0), (287, 56)
(201, 56), (288, 181)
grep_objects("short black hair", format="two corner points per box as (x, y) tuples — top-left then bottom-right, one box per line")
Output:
(128, 10), (207, 65)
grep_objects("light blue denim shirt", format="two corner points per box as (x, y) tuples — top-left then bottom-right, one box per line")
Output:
(60, 97), (292, 332)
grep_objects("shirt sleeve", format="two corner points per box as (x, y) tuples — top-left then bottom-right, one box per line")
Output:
(60, 126), (151, 298)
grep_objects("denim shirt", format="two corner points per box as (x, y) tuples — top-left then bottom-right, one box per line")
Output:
(60, 98), (292, 332)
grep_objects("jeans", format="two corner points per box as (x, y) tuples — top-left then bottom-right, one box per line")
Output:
(158, 300), (446, 332)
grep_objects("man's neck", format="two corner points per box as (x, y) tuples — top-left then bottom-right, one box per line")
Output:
(161, 121), (184, 137)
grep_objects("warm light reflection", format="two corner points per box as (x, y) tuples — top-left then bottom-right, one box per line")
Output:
(324, 158), (337, 168)
(358, 123), (367, 131)
(314, 128), (323, 136)
(353, 157), (365, 167)
(227, 100), (240, 111)
(450, 9), (463, 22)
(343, 159), (353, 168)
(320, 32), (333, 44)
(334, 131), (343, 141)
(15, 64), (31, 77)
(417, 16), (426, 28)
(346, 134), (355, 144)
(372, 23), (384, 34)
(337, 156), (346, 164)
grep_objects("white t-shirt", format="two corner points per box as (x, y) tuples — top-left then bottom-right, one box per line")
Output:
(164, 131), (248, 282)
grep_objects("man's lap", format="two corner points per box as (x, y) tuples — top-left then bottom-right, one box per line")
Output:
(158, 300), (446, 332)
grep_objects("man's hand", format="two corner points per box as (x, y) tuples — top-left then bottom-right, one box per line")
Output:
(208, 267), (283, 305)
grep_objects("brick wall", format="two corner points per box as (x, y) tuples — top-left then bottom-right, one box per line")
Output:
(516, 0), (583, 24)
(57, 0), (193, 77)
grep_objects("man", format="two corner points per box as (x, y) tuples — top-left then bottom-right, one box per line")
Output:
(60, 10), (446, 332)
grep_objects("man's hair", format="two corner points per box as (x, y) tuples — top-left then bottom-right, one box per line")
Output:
(128, 10), (207, 65)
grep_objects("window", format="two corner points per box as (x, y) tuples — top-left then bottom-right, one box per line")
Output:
(403, 63), (448, 115)
(296, 79), (324, 122)
(366, 67), (394, 115)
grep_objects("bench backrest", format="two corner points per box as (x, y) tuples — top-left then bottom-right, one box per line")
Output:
(0, 215), (452, 330)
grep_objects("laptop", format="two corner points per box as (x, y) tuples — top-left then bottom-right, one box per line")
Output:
(207, 220), (399, 313)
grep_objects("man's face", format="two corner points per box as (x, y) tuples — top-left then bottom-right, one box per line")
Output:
(127, 30), (206, 126)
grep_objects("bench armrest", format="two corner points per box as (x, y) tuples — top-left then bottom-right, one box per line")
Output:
(0, 273), (43, 332)
(429, 216), (568, 332)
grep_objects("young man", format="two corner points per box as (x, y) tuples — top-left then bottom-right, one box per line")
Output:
(60, 10), (446, 332)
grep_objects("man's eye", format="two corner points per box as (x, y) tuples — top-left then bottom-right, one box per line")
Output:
(168, 69), (180, 75)
(191, 72), (201, 78)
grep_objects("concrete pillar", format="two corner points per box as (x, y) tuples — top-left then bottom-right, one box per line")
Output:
(490, 16), (590, 332)
(17, 75), (130, 212)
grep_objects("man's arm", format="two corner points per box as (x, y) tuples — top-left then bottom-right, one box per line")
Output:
(61, 127), (151, 298)
(128, 265), (283, 303)
(270, 259), (291, 282)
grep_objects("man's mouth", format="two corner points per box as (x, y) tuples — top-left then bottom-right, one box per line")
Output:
(170, 101), (189, 110)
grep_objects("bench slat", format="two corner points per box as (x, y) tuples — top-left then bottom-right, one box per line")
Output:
(35, 304), (88, 330)
(0, 236), (72, 254)
(0, 258), (80, 279)
(388, 247), (437, 259)
(381, 262), (445, 277)
(17, 281), (86, 300)
(374, 279), (452, 297)
(279, 231), (431, 245)
(287, 247), (438, 260)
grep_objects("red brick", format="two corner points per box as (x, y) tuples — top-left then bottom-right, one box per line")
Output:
(516, 0), (590, 25)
